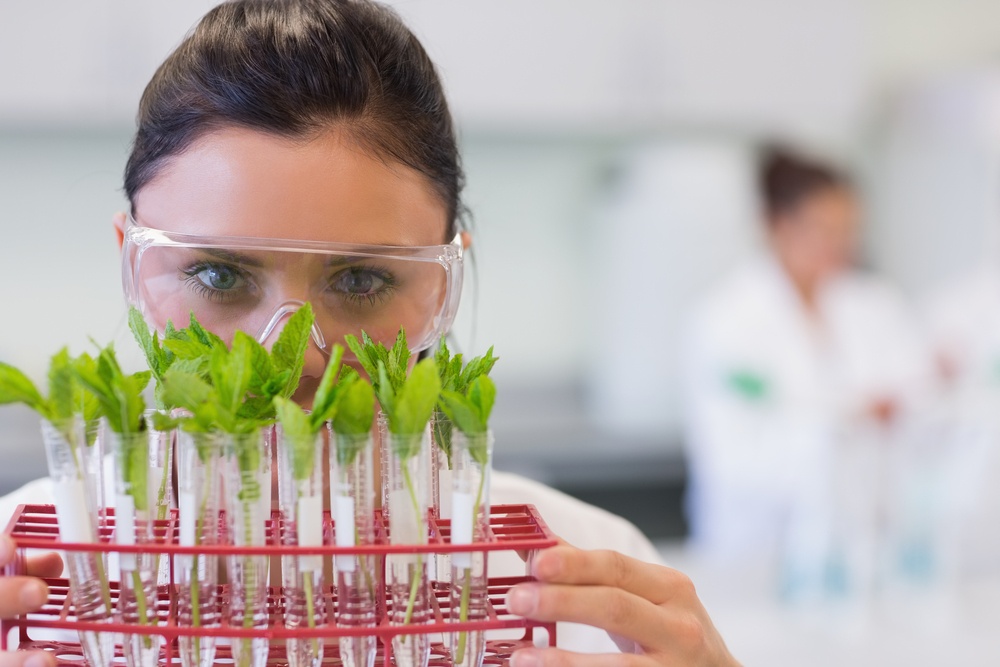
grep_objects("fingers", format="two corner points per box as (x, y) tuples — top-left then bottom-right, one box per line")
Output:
(0, 576), (49, 619)
(531, 545), (693, 605)
(0, 650), (56, 667)
(516, 536), (569, 564)
(24, 552), (63, 579)
(1, 535), (63, 579)
(506, 583), (667, 649)
(0, 536), (58, 619)
(510, 647), (659, 667)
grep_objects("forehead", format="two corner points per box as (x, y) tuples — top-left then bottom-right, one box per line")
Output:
(133, 126), (448, 246)
(798, 187), (857, 219)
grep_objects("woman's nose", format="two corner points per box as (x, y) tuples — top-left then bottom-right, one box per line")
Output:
(291, 341), (330, 409)
(254, 300), (326, 350)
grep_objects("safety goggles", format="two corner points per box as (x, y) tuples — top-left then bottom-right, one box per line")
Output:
(121, 216), (464, 354)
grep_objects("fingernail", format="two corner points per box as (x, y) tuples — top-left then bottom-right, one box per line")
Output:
(24, 652), (54, 667)
(510, 649), (541, 667)
(506, 585), (538, 616)
(20, 579), (48, 608)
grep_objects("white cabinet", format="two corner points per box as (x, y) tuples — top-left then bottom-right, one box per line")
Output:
(396, 0), (868, 138)
(0, 0), (867, 138)
(0, 1), (216, 125)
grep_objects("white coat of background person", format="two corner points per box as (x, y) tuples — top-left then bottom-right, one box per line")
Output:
(922, 263), (1000, 580)
(680, 147), (932, 601)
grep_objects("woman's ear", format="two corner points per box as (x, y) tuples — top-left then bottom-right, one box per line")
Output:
(113, 211), (127, 249)
(460, 230), (472, 251)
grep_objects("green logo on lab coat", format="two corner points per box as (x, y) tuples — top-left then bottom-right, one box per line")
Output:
(726, 369), (769, 401)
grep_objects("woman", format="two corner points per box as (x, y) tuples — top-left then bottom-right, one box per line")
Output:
(0, 1), (737, 666)
(681, 146), (929, 593)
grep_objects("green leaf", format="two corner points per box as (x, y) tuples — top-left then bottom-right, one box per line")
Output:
(167, 357), (205, 377)
(375, 361), (395, 417)
(432, 413), (454, 467)
(390, 357), (440, 437)
(270, 303), (314, 398)
(311, 344), (345, 425)
(274, 396), (316, 480)
(434, 337), (463, 394)
(432, 341), (497, 463)
(72, 353), (102, 436)
(345, 334), (378, 382)
(211, 333), (254, 414)
(0, 362), (45, 413)
(74, 345), (147, 435)
(247, 338), (274, 395)
(261, 370), (291, 399)
(150, 411), (181, 431)
(120, 431), (150, 511)
(456, 346), (498, 393)
(163, 337), (214, 361)
(331, 374), (375, 437)
(237, 395), (276, 422)
(47, 348), (76, 422)
(129, 307), (163, 378)
(385, 328), (410, 390)
(161, 368), (213, 415)
(187, 313), (226, 350)
(468, 375), (496, 425)
(349, 328), (410, 394)
(440, 390), (485, 434)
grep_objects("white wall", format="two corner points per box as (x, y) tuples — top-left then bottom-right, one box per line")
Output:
(4, 1), (1000, 493)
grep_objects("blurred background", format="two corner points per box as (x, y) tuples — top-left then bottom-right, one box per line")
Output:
(4, 0), (1000, 663)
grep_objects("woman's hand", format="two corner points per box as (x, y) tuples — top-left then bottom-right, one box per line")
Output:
(0, 535), (61, 667)
(506, 544), (740, 667)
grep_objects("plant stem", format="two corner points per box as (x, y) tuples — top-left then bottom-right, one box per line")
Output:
(190, 478), (210, 662)
(354, 526), (377, 601)
(131, 569), (154, 649)
(455, 470), (486, 662)
(156, 440), (172, 521)
(303, 567), (319, 656)
(191, 553), (201, 660)
(455, 569), (472, 661)
(400, 461), (424, 625)
(68, 433), (111, 615)
(95, 548), (113, 614)
(238, 496), (256, 667)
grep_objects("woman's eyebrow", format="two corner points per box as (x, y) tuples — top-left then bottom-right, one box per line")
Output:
(324, 254), (376, 268)
(197, 247), (266, 267)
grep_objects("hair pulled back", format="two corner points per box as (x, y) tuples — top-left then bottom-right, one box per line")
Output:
(759, 145), (847, 223)
(124, 0), (464, 236)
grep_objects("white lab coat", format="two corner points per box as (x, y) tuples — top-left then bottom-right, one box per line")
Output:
(923, 265), (1000, 576)
(681, 254), (930, 578)
(0, 468), (661, 654)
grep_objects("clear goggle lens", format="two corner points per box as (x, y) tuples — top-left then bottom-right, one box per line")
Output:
(122, 220), (464, 354)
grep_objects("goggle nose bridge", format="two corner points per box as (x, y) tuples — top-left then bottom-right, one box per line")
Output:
(254, 300), (327, 350)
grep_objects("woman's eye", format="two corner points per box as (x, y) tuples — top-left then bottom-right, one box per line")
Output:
(331, 267), (395, 302)
(183, 262), (247, 295)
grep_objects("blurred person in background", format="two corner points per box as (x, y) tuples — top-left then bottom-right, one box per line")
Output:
(681, 145), (931, 602)
(922, 254), (1000, 581)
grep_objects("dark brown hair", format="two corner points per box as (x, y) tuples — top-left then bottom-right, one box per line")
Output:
(758, 145), (847, 223)
(124, 0), (465, 237)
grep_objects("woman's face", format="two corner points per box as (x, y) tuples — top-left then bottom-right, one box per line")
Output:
(769, 185), (859, 286)
(128, 126), (450, 402)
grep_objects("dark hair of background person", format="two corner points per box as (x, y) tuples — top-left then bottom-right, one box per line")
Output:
(758, 144), (849, 224)
(123, 0), (466, 239)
